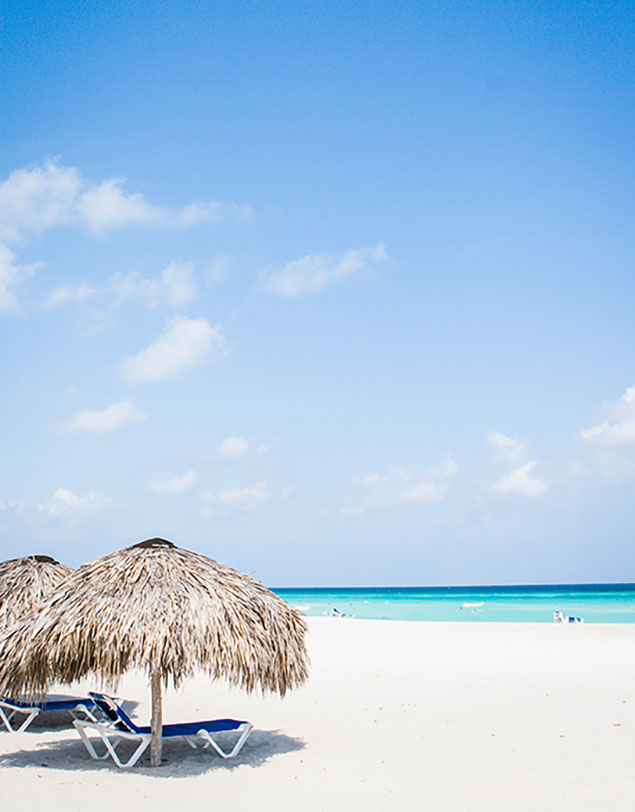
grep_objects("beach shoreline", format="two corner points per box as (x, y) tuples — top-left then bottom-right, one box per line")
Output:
(1, 617), (634, 811)
(274, 583), (635, 623)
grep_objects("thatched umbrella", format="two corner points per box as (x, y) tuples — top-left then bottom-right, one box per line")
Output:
(0, 538), (308, 766)
(0, 555), (72, 628)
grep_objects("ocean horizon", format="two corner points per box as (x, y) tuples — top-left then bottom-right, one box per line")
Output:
(272, 583), (635, 623)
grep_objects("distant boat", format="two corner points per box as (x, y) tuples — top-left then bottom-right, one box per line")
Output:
(460, 602), (484, 609)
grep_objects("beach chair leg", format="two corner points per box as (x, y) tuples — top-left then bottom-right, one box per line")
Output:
(15, 709), (39, 732)
(0, 705), (39, 733)
(0, 705), (16, 732)
(93, 728), (150, 769)
(73, 720), (149, 768)
(183, 735), (203, 749)
(111, 734), (151, 768)
(199, 723), (253, 759)
(73, 721), (113, 760)
(68, 704), (99, 723)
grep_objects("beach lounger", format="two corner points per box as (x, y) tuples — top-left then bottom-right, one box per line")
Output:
(553, 611), (584, 624)
(0, 695), (98, 733)
(73, 692), (253, 768)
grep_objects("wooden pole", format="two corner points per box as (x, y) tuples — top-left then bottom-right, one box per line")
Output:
(150, 671), (162, 767)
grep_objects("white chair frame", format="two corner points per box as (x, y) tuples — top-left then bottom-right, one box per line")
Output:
(73, 718), (253, 768)
(0, 698), (98, 733)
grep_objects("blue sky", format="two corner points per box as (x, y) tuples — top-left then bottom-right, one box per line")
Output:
(1, 1), (633, 585)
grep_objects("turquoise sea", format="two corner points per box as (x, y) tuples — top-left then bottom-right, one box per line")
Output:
(272, 584), (635, 623)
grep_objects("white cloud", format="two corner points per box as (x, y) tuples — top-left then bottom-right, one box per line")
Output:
(494, 462), (549, 497)
(175, 201), (251, 227)
(158, 262), (198, 307)
(109, 261), (197, 309)
(149, 470), (198, 495)
(0, 160), (248, 314)
(78, 177), (165, 233)
(203, 481), (268, 515)
(36, 488), (113, 519)
(218, 437), (249, 459)
(0, 160), (249, 241)
(0, 500), (28, 516)
(60, 400), (147, 434)
(206, 253), (230, 286)
(487, 430), (526, 465)
(0, 243), (41, 313)
(219, 481), (268, 511)
(121, 317), (225, 383)
(260, 243), (387, 297)
(42, 282), (99, 310)
(0, 162), (82, 240)
(347, 457), (457, 514)
(43, 261), (198, 313)
(581, 385), (635, 446)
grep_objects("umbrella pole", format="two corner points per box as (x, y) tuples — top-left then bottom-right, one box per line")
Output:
(150, 671), (162, 767)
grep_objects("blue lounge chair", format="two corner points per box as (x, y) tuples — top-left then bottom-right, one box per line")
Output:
(0, 695), (98, 733)
(73, 692), (253, 768)
(553, 611), (584, 624)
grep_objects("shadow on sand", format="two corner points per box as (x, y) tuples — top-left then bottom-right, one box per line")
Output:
(0, 728), (305, 777)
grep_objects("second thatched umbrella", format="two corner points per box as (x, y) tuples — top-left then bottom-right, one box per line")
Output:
(0, 538), (308, 766)
(0, 554), (72, 629)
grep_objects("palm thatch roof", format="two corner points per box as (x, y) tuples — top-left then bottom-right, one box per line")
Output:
(0, 555), (72, 629)
(0, 539), (309, 701)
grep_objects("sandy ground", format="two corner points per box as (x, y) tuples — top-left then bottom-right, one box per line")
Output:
(1, 618), (635, 811)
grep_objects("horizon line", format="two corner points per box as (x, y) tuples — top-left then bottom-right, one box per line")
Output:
(270, 581), (635, 590)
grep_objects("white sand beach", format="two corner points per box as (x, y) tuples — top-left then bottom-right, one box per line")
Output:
(1, 618), (634, 812)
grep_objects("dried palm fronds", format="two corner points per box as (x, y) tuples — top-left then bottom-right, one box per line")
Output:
(0, 555), (72, 628)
